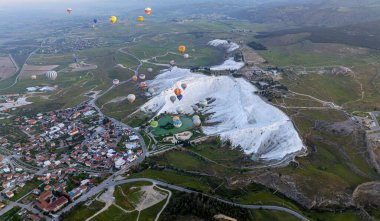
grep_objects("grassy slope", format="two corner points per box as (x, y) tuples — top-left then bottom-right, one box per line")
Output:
(114, 181), (152, 211)
(139, 199), (166, 221)
(257, 33), (380, 111)
(92, 205), (139, 221)
(61, 200), (106, 221)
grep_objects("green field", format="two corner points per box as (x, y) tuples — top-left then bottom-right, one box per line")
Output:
(12, 179), (42, 201)
(255, 30), (380, 112)
(92, 205), (139, 221)
(61, 200), (106, 221)
(188, 140), (247, 168)
(0, 206), (21, 221)
(139, 199), (166, 221)
(281, 107), (378, 185)
(280, 73), (362, 105)
(130, 168), (216, 193)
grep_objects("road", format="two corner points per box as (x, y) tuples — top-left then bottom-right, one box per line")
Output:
(54, 178), (309, 221)
(0, 43), (42, 91)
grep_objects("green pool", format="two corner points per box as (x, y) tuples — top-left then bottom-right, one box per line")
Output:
(152, 116), (194, 137)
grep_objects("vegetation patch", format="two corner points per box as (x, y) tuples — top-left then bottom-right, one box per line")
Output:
(61, 200), (106, 221)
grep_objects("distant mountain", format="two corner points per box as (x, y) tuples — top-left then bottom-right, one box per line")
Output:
(231, 0), (380, 27)
(256, 19), (380, 50)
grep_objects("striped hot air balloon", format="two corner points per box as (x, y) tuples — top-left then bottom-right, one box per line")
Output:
(139, 74), (146, 80)
(46, 71), (58, 80)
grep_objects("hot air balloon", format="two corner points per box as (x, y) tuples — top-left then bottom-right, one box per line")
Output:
(176, 106), (184, 114)
(93, 19), (98, 24)
(193, 118), (201, 127)
(177, 94), (183, 101)
(181, 83), (187, 90)
(170, 96), (176, 103)
(173, 119), (182, 128)
(174, 88), (182, 96)
(145, 7), (152, 16)
(138, 16), (144, 23)
(113, 79), (120, 85)
(67, 8), (73, 14)
(150, 120), (158, 128)
(110, 16), (117, 24)
(147, 68), (153, 73)
(127, 94), (136, 103)
(132, 75), (138, 81)
(169, 60), (176, 66)
(173, 116), (180, 121)
(148, 88), (155, 94)
(139, 82), (148, 89)
(31, 75), (37, 80)
(178, 45), (186, 54)
(46, 71), (58, 80)
(184, 54), (189, 60)
(199, 99), (208, 107)
(139, 74), (146, 80)
(192, 115), (200, 120)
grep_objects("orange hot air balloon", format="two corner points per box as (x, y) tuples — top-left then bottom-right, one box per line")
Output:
(174, 88), (182, 96)
(138, 16), (144, 22)
(178, 45), (186, 54)
(132, 75), (138, 81)
(145, 7), (152, 16)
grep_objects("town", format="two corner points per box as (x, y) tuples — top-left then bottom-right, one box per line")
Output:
(0, 101), (144, 220)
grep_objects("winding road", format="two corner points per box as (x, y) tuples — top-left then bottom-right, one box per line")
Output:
(54, 178), (309, 221)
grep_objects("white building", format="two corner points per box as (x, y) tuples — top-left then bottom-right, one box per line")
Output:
(115, 158), (126, 169)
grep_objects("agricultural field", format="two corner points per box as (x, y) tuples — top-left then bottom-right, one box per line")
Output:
(20, 64), (58, 79)
(255, 31), (380, 112)
(0, 56), (17, 80)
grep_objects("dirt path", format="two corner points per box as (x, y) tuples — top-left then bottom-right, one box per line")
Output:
(154, 186), (172, 221)
(85, 186), (115, 221)
(342, 71), (365, 107)
(113, 203), (135, 214)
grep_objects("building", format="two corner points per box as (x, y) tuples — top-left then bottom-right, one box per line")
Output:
(36, 191), (68, 213)
(6, 191), (14, 199)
